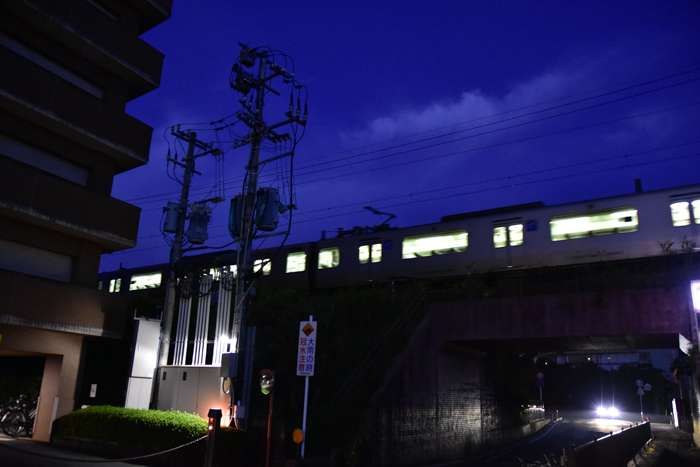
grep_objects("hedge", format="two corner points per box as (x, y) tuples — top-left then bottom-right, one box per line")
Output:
(56, 406), (207, 448)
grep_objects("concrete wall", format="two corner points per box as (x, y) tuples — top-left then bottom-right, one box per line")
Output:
(370, 343), (493, 465)
(431, 286), (695, 349)
(363, 284), (695, 466)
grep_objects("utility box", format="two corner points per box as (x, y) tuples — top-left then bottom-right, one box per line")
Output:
(156, 366), (228, 422)
(220, 352), (238, 378)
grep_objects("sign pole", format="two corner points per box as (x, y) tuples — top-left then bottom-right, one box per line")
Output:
(296, 314), (315, 459)
(302, 374), (309, 458)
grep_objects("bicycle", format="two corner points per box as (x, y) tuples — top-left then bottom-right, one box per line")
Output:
(1, 395), (37, 437)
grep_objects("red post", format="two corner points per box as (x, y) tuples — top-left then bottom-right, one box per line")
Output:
(266, 390), (274, 467)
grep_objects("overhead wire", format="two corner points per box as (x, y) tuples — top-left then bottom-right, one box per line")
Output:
(120, 137), (700, 249)
(105, 65), (700, 260)
(291, 76), (700, 180)
(121, 67), (699, 208)
(136, 90), (700, 215)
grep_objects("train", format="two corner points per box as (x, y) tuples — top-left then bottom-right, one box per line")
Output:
(99, 182), (700, 296)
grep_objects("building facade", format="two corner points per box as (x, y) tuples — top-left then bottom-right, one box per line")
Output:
(0, 0), (171, 441)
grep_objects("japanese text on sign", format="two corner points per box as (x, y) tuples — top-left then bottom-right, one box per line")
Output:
(296, 320), (317, 376)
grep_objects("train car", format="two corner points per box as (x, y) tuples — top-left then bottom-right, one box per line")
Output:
(100, 183), (700, 293)
(257, 182), (700, 289)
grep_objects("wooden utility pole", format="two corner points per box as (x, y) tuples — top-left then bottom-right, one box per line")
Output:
(153, 129), (220, 407)
(229, 43), (306, 428)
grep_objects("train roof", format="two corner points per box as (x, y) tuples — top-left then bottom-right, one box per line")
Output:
(441, 202), (545, 222)
(440, 182), (700, 224)
(100, 182), (700, 277)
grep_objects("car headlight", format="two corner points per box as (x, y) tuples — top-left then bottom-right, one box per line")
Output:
(596, 406), (608, 417)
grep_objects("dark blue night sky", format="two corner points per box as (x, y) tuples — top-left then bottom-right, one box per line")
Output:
(101, 0), (700, 271)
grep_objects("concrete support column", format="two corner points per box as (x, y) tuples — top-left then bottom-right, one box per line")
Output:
(34, 355), (62, 441)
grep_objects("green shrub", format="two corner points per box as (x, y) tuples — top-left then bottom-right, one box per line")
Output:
(56, 407), (258, 466)
(56, 406), (207, 448)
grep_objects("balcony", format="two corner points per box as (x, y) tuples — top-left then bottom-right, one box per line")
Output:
(0, 270), (127, 338)
(0, 157), (141, 251)
(125, 0), (173, 34)
(0, 48), (153, 173)
(2, 0), (168, 100)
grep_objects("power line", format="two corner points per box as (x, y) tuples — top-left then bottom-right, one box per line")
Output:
(294, 67), (700, 172)
(120, 68), (700, 208)
(126, 99), (700, 239)
(291, 78), (700, 181)
(115, 139), (700, 249)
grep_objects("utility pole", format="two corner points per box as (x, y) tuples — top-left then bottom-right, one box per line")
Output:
(154, 129), (221, 407)
(235, 54), (268, 429)
(229, 43), (306, 428)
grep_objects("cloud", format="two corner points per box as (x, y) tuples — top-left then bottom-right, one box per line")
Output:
(338, 66), (585, 152)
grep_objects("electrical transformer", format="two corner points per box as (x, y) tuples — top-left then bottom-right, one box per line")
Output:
(256, 187), (280, 231)
(163, 201), (179, 233)
(228, 195), (243, 238)
(186, 204), (211, 244)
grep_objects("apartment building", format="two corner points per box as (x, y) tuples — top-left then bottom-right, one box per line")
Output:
(0, 0), (171, 441)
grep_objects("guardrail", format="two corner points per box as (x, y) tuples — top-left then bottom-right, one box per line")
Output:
(570, 421), (651, 467)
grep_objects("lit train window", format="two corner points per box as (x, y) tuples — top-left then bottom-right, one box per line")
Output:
(550, 206), (638, 241)
(318, 248), (339, 269)
(402, 230), (467, 259)
(372, 243), (382, 262)
(671, 202), (690, 226)
(493, 227), (507, 248)
(509, 224), (524, 246)
(109, 278), (121, 293)
(693, 200), (700, 224)
(493, 224), (523, 248)
(359, 243), (382, 264)
(255, 259), (271, 275)
(129, 272), (162, 291)
(286, 252), (306, 273)
(97, 281), (103, 291)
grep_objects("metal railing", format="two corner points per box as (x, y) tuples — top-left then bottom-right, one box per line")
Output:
(570, 421), (651, 467)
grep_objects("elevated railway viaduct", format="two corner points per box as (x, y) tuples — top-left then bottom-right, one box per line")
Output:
(365, 254), (700, 466)
(95, 252), (700, 465)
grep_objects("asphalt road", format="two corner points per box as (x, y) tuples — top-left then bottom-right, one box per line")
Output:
(0, 410), (676, 466)
(431, 410), (671, 466)
(0, 433), (151, 467)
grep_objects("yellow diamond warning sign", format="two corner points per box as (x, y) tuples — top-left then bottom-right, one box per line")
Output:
(302, 323), (314, 336)
(297, 320), (317, 377)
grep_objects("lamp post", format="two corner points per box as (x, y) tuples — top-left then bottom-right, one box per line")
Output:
(636, 379), (651, 422)
(260, 369), (275, 467)
(205, 408), (222, 467)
